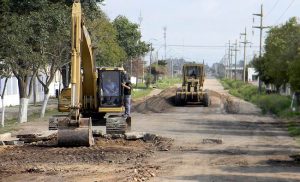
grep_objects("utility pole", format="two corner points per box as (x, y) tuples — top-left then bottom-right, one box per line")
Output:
(231, 40), (239, 81)
(150, 43), (152, 75)
(163, 27), (167, 61)
(227, 40), (233, 79)
(224, 47), (228, 78)
(253, 4), (269, 93)
(240, 27), (251, 83)
(138, 11), (143, 83)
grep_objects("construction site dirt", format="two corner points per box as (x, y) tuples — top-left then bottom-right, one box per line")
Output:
(1, 78), (300, 182)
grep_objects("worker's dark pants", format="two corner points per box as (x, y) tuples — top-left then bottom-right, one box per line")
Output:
(124, 95), (131, 116)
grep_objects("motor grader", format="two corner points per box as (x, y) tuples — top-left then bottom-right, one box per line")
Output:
(175, 63), (210, 106)
(48, 1), (130, 147)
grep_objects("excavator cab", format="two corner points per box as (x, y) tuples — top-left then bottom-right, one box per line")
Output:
(99, 69), (123, 107)
(98, 67), (126, 113)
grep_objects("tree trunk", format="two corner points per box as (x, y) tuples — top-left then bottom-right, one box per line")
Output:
(33, 77), (37, 106)
(18, 98), (29, 123)
(1, 77), (8, 127)
(1, 97), (4, 127)
(40, 92), (50, 118)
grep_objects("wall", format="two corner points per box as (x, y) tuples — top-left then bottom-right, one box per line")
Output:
(0, 71), (62, 108)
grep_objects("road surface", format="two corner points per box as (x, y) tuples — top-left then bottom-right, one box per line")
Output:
(1, 78), (300, 182)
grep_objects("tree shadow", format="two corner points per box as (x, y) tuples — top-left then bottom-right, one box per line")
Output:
(171, 174), (299, 182)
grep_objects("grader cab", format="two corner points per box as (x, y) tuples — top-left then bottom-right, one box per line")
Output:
(175, 64), (210, 106)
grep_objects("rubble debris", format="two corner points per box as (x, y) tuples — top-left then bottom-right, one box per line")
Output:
(202, 138), (223, 144)
(92, 129), (104, 137)
(0, 133), (12, 140)
(26, 167), (45, 173)
(125, 132), (146, 140)
(223, 96), (240, 114)
(17, 131), (57, 143)
(4, 140), (24, 145)
(0, 132), (24, 146)
(112, 134), (125, 139)
(143, 133), (157, 142)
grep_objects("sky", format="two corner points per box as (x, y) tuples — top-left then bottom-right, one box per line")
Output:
(101, 0), (300, 66)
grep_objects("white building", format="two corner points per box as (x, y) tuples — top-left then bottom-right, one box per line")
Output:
(248, 67), (259, 86)
(0, 71), (62, 108)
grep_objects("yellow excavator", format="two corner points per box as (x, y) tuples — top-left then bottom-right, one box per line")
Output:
(49, 1), (130, 147)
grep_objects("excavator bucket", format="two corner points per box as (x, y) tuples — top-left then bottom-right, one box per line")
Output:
(57, 117), (94, 147)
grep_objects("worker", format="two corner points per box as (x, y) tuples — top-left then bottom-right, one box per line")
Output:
(103, 77), (118, 96)
(122, 76), (132, 118)
(102, 76), (119, 105)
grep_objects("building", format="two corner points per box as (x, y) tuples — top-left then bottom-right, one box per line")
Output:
(247, 67), (259, 85)
(166, 58), (186, 76)
(0, 71), (62, 108)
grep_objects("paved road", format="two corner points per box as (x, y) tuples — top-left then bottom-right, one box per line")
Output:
(132, 78), (300, 182)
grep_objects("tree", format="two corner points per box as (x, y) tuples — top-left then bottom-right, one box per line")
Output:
(36, 2), (71, 118)
(150, 60), (168, 82)
(0, 62), (11, 127)
(86, 13), (126, 66)
(254, 17), (300, 92)
(113, 16), (150, 61)
(0, 0), (47, 123)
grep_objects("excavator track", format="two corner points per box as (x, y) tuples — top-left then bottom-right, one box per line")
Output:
(106, 116), (131, 135)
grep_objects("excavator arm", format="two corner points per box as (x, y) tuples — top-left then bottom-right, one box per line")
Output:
(70, 1), (97, 117)
(49, 1), (96, 147)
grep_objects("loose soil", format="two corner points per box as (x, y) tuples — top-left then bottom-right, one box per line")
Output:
(0, 136), (172, 182)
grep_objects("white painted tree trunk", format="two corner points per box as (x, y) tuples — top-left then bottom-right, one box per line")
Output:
(1, 97), (4, 127)
(18, 98), (29, 123)
(40, 93), (50, 118)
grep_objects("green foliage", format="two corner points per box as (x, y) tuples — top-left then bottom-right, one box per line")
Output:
(132, 86), (152, 99)
(288, 57), (300, 92)
(113, 16), (150, 60)
(221, 79), (291, 116)
(288, 122), (300, 137)
(253, 17), (300, 91)
(155, 77), (181, 89)
(252, 94), (291, 115)
(86, 14), (126, 66)
(81, 2), (126, 67)
(145, 74), (154, 88)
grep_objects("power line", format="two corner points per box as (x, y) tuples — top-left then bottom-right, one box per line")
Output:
(275, 0), (295, 24)
(265, 0), (280, 17)
(163, 44), (259, 48)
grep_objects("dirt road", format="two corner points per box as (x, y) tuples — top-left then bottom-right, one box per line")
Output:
(132, 78), (300, 182)
(1, 78), (300, 182)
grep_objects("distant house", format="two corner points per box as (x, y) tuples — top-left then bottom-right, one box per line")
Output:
(247, 67), (259, 86)
(0, 71), (62, 108)
(166, 58), (186, 76)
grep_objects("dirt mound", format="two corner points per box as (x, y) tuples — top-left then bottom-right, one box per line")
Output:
(133, 87), (176, 114)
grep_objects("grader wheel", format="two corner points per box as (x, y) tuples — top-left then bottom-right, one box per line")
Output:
(203, 93), (210, 107)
